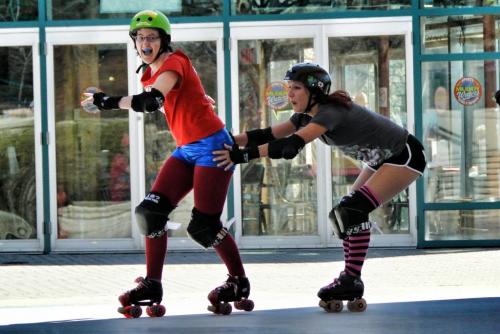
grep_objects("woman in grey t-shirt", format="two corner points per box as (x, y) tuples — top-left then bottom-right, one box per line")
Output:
(213, 62), (426, 312)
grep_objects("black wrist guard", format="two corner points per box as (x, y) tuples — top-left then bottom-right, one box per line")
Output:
(268, 134), (306, 160)
(246, 127), (275, 147)
(229, 145), (259, 164)
(92, 92), (122, 110)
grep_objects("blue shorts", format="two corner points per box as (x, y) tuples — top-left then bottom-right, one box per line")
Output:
(172, 128), (234, 170)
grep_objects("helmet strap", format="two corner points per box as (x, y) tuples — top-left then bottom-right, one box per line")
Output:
(135, 62), (148, 74)
(304, 95), (317, 113)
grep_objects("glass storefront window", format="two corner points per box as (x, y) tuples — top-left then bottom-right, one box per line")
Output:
(426, 209), (500, 240)
(422, 15), (500, 54)
(49, 0), (222, 20)
(234, 1), (410, 15)
(329, 35), (410, 234)
(238, 38), (318, 236)
(144, 41), (218, 238)
(422, 60), (499, 202)
(0, 1), (38, 21)
(54, 44), (130, 239)
(421, 0), (500, 8)
(0, 46), (36, 240)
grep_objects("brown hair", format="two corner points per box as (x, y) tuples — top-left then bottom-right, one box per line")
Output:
(321, 90), (352, 108)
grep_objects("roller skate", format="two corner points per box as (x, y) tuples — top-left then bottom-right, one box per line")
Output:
(117, 276), (166, 318)
(317, 272), (367, 313)
(207, 275), (254, 315)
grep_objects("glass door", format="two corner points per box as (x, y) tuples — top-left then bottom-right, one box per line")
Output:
(46, 26), (138, 251)
(46, 24), (225, 251)
(324, 17), (415, 247)
(230, 22), (325, 248)
(0, 28), (42, 252)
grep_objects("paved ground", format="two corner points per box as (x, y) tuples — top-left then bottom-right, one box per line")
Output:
(0, 248), (499, 333)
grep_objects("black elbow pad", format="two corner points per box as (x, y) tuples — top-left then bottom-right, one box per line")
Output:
(268, 134), (306, 160)
(131, 88), (165, 113)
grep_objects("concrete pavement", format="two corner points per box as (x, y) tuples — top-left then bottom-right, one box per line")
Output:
(0, 248), (499, 333)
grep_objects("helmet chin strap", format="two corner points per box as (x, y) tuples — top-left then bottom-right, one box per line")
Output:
(304, 95), (317, 113)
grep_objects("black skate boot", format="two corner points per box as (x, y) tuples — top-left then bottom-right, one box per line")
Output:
(118, 276), (166, 318)
(317, 272), (367, 313)
(207, 275), (254, 315)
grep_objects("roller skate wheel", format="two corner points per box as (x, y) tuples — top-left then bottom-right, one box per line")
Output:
(220, 302), (232, 315)
(347, 298), (367, 312)
(119, 305), (142, 318)
(234, 299), (254, 312)
(319, 299), (343, 313)
(146, 304), (166, 317)
(208, 302), (232, 315)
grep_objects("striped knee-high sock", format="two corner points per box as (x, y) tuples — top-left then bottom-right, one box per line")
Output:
(342, 239), (350, 264)
(345, 230), (371, 277)
(343, 185), (379, 277)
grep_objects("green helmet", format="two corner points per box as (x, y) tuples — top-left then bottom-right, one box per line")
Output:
(130, 10), (171, 36)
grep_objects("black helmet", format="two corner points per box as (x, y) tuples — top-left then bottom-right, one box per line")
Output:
(284, 63), (331, 112)
(284, 63), (331, 97)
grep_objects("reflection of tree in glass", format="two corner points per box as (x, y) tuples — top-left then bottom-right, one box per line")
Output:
(9, 48), (33, 106)
(239, 65), (261, 131)
(49, 0), (222, 20)
(0, 44), (36, 239)
(175, 41), (217, 99)
(0, 47), (33, 110)
(0, 144), (36, 239)
(0, 0), (38, 21)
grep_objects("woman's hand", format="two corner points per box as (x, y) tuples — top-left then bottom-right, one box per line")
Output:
(213, 143), (236, 171)
(213, 144), (260, 171)
(206, 95), (216, 111)
(80, 92), (94, 107)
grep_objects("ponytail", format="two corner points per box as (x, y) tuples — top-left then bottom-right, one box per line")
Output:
(323, 90), (352, 108)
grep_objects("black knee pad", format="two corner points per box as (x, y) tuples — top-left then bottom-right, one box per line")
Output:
(135, 192), (175, 238)
(329, 190), (374, 239)
(186, 208), (228, 249)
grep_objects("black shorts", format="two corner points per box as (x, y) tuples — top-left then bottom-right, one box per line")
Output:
(368, 134), (427, 175)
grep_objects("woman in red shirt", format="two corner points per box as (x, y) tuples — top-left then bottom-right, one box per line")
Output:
(82, 10), (252, 317)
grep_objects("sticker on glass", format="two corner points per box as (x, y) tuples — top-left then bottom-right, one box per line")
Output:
(454, 77), (482, 106)
(265, 82), (289, 110)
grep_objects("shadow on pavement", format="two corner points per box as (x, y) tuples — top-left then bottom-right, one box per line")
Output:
(1, 297), (499, 334)
(1, 248), (499, 266)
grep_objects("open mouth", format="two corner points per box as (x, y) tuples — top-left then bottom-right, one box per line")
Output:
(142, 47), (153, 56)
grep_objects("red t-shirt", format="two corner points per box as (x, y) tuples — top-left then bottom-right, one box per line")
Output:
(141, 50), (224, 146)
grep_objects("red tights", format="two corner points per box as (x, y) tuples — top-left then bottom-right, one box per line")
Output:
(144, 157), (245, 280)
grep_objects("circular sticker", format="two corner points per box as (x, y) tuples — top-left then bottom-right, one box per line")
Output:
(265, 82), (289, 110)
(453, 77), (482, 106)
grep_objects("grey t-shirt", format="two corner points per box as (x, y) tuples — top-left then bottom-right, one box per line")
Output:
(290, 103), (408, 166)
